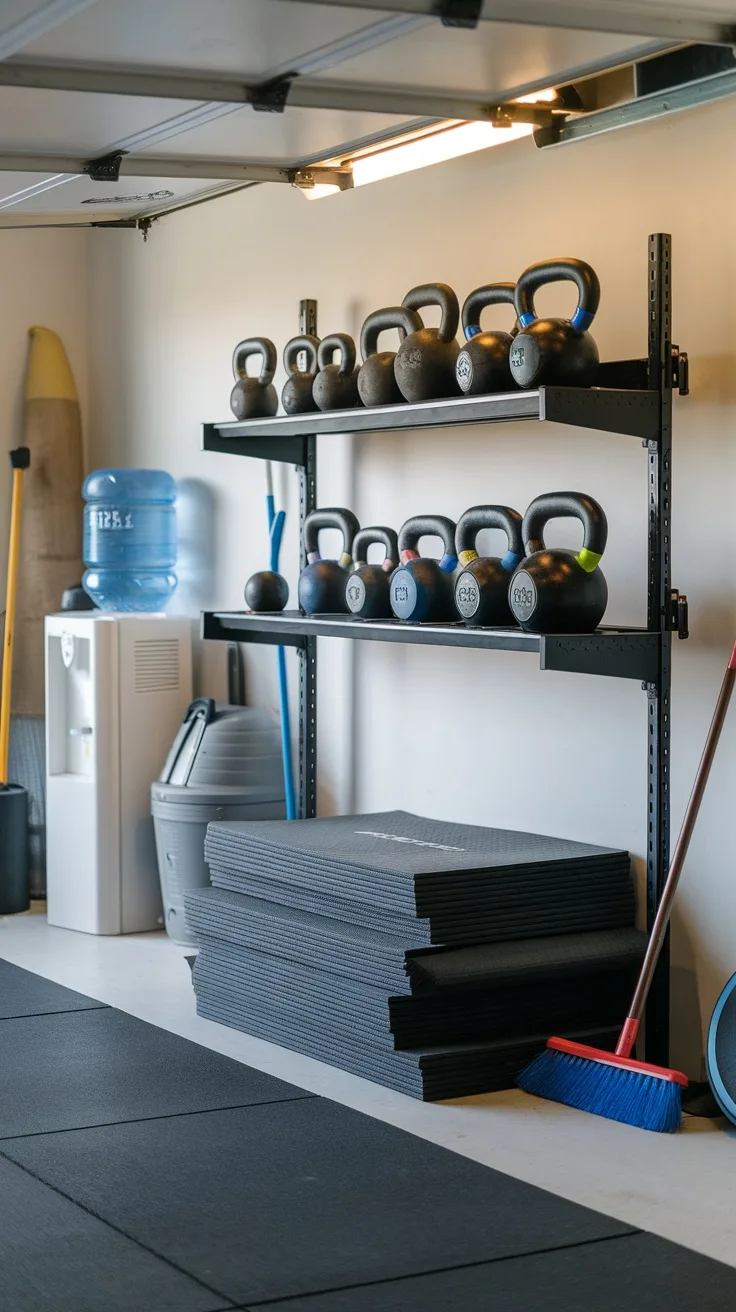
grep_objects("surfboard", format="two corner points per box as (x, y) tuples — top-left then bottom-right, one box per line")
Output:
(14, 326), (84, 716)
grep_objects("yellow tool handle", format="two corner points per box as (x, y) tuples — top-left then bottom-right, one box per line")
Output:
(0, 449), (30, 784)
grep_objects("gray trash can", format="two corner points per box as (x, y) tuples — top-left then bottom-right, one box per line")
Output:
(151, 698), (286, 945)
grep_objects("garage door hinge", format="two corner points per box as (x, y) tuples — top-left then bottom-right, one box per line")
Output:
(85, 150), (125, 183)
(437, 0), (483, 28)
(251, 73), (296, 113)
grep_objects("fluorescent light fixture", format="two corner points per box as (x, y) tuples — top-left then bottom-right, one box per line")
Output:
(301, 183), (343, 201)
(351, 120), (533, 187)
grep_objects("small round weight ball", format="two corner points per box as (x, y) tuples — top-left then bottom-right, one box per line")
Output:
(245, 570), (289, 613)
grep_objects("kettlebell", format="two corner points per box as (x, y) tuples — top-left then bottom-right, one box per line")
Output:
(282, 335), (320, 414)
(455, 284), (517, 396)
(345, 527), (399, 620)
(230, 337), (279, 420)
(389, 515), (458, 623)
(245, 570), (289, 612)
(313, 333), (361, 412)
(298, 508), (361, 616)
(454, 505), (524, 627)
(358, 307), (424, 408)
(394, 283), (461, 403)
(510, 259), (600, 389)
(508, 491), (608, 634)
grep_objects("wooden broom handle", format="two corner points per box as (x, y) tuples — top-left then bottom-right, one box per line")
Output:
(0, 448), (30, 784)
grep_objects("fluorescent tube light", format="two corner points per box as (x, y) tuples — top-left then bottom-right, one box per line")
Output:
(350, 119), (533, 187)
(301, 183), (343, 200)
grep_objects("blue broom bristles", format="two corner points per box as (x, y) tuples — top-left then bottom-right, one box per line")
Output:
(517, 1047), (683, 1133)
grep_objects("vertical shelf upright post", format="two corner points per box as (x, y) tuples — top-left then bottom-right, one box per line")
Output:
(299, 434), (318, 819)
(645, 233), (673, 1065)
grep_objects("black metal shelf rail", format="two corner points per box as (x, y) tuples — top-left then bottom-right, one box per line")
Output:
(201, 234), (684, 1065)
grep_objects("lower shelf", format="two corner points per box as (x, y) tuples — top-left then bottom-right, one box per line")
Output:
(202, 611), (661, 682)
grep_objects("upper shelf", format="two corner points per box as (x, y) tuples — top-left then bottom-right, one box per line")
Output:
(203, 360), (657, 465)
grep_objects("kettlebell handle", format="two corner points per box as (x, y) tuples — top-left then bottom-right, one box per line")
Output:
(522, 491), (607, 572)
(284, 334), (320, 377)
(317, 332), (356, 375)
(352, 526), (399, 572)
(401, 283), (459, 344)
(304, 507), (360, 565)
(514, 259), (600, 333)
(455, 505), (524, 571)
(462, 284), (516, 341)
(232, 337), (277, 386)
(398, 514), (458, 572)
(360, 307), (423, 361)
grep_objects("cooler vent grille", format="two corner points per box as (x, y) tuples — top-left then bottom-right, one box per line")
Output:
(134, 639), (180, 693)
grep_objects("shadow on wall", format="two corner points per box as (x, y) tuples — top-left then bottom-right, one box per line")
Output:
(168, 478), (218, 616)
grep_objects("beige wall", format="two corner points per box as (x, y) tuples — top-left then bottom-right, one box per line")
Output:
(87, 95), (736, 1074)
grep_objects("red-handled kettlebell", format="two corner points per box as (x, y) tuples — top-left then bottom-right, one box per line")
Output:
(345, 527), (399, 620)
(389, 515), (458, 623)
(298, 508), (361, 616)
(508, 491), (608, 633)
(510, 259), (600, 388)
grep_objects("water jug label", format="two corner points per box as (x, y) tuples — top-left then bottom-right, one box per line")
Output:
(90, 508), (134, 530)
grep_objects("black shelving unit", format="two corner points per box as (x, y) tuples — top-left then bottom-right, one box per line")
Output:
(201, 233), (688, 1066)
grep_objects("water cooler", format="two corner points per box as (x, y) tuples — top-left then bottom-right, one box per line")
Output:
(45, 612), (192, 934)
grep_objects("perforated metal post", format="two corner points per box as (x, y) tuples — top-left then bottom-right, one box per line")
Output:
(299, 434), (317, 818)
(645, 233), (673, 1065)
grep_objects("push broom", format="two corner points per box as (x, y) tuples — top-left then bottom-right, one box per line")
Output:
(518, 639), (736, 1132)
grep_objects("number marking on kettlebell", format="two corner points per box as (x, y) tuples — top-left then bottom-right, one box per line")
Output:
(510, 572), (537, 622)
(455, 574), (480, 618)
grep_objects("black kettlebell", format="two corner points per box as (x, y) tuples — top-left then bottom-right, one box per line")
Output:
(281, 335), (320, 414)
(454, 505), (524, 627)
(508, 492), (608, 634)
(313, 333), (361, 412)
(510, 259), (600, 388)
(245, 570), (289, 612)
(389, 515), (458, 623)
(358, 307), (424, 408)
(230, 338), (279, 420)
(455, 284), (517, 396)
(298, 508), (361, 616)
(394, 283), (461, 403)
(345, 527), (399, 620)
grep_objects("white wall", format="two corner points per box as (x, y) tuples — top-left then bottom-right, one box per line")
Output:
(88, 96), (736, 1074)
(0, 229), (90, 585)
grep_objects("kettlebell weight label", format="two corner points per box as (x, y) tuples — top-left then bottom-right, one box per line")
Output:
(455, 572), (480, 618)
(346, 579), (365, 612)
(509, 344), (526, 369)
(456, 351), (472, 392)
(510, 570), (537, 622)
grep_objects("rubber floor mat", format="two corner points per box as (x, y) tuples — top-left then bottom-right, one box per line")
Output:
(245, 1231), (736, 1311)
(0, 958), (107, 1019)
(0, 1006), (312, 1138)
(2, 1098), (634, 1306)
(0, 1154), (226, 1312)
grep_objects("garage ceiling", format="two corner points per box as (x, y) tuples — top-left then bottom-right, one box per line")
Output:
(0, 0), (734, 229)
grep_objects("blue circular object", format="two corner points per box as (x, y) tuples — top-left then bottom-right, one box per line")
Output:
(707, 971), (736, 1124)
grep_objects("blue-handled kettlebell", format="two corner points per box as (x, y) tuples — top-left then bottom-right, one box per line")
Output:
(389, 515), (458, 623)
(454, 505), (524, 627)
(508, 491), (608, 634)
(510, 259), (600, 389)
(455, 284), (517, 396)
(298, 508), (360, 616)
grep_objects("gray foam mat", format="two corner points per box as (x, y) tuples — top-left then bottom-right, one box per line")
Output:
(0, 1154), (223, 1312)
(407, 928), (647, 990)
(2, 1098), (634, 1305)
(0, 1006), (312, 1139)
(249, 1231), (736, 1311)
(0, 959), (108, 1020)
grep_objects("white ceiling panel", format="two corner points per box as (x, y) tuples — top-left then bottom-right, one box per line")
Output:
(19, 0), (388, 75)
(0, 86), (204, 154)
(136, 103), (412, 164)
(0, 169), (235, 218)
(318, 20), (668, 98)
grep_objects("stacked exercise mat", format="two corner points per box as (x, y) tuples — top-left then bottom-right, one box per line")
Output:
(187, 811), (644, 1100)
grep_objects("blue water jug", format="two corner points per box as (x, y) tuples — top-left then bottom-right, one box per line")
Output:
(82, 469), (177, 612)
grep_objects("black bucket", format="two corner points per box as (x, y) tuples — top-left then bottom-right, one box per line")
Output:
(0, 784), (29, 914)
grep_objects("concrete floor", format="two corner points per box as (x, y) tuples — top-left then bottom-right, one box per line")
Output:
(1, 907), (733, 1269)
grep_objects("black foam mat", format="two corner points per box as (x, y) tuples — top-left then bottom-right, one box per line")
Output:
(408, 928), (647, 990)
(0, 958), (107, 1019)
(0, 1006), (312, 1139)
(245, 1232), (736, 1311)
(0, 1154), (224, 1312)
(2, 1098), (634, 1305)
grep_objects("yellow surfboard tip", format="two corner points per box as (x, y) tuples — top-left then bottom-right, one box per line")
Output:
(25, 326), (79, 403)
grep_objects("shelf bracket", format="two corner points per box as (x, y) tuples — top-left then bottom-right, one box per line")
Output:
(437, 0), (483, 28)
(84, 149), (125, 182)
(251, 73), (296, 112)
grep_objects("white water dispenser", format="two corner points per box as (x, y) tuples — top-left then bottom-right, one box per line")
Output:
(45, 613), (192, 933)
